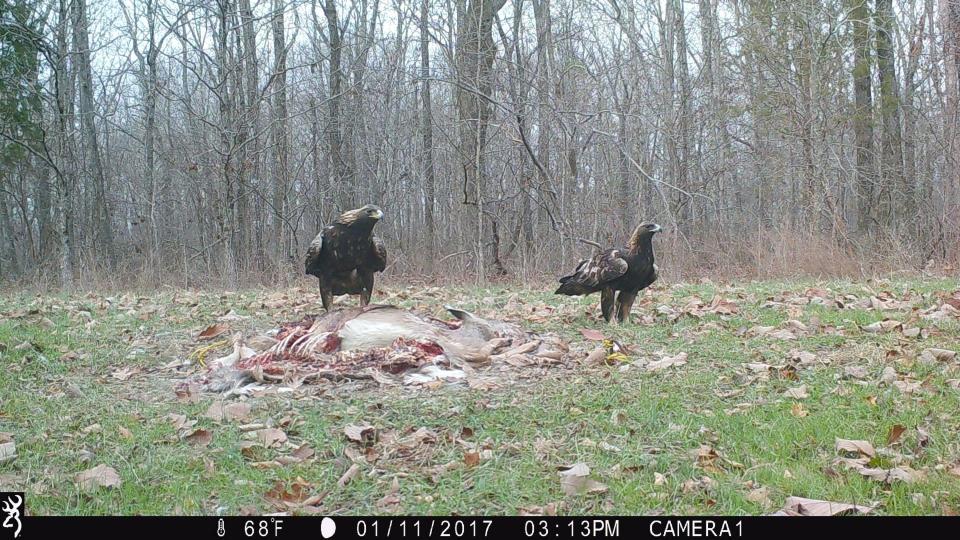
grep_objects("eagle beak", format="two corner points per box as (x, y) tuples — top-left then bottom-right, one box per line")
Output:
(374, 209), (384, 220)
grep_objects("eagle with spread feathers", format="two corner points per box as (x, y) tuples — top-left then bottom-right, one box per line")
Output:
(305, 204), (387, 311)
(555, 222), (662, 323)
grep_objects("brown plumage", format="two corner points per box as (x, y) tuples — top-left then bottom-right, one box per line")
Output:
(305, 204), (387, 310)
(555, 222), (662, 323)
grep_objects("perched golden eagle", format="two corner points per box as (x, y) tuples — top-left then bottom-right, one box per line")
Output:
(555, 222), (662, 323)
(305, 204), (387, 310)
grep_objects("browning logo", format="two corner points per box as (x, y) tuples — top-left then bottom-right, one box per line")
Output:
(1, 493), (22, 539)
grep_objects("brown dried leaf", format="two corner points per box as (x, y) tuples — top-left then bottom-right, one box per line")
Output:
(858, 466), (920, 484)
(783, 384), (809, 399)
(205, 401), (252, 422)
(255, 428), (287, 448)
(75, 464), (122, 491)
(887, 424), (907, 445)
(291, 443), (315, 461)
(265, 477), (314, 506)
(584, 348), (607, 365)
(775, 497), (874, 516)
(747, 486), (772, 507)
(464, 452), (481, 467)
(198, 323), (229, 341)
(579, 328), (605, 341)
(835, 438), (876, 458)
(518, 503), (560, 516)
(184, 428), (212, 447)
(647, 352), (688, 371)
(111, 367), (140, 381)
(343, 423), (377, 446)
(557, 463), (608, 496)
(919, 348), (956, 364)
(377, 477), (402, 510)
(790, 403), (808, 418)
(337, 464), (361, 487)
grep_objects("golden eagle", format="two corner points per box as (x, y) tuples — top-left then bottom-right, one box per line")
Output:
(305, 204), (387, 310)
(555, 223), (662, 323)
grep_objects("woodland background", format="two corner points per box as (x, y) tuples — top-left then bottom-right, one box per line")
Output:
(1, 0), (959, 288)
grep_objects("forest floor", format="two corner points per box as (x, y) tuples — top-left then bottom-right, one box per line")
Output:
(2, 278), (960, 515)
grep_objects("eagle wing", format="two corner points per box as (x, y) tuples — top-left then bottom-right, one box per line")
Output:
(368, 235), (387, 272)
(555, 248), (628, 295)
(304, 226), (331, 276)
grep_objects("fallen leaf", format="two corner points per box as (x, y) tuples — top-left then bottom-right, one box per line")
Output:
(579, 328), (605, 341)
(75, 464), (122, 491)
(893, 379), (922, 394)
(265, 477), (314, 506)
(198, 323), (229, 341)
(747, 486), (772, 507)
(919, 348), (956, 364)
(647, 352), (688, 371)
(835, 438), (876, 458)
(111, 367), (139, 381)
(518, 502), (560, 516)
(775, 496), (874, 516)
(166, 413), (194, 432)
(858, 466), (920, 483)
(337, 464), (361, 487)
(653, 472), (667, 486)
(880, 367), (898, 385)
(291, 443), (315, 461)
(863, 319), (903, 334)
(784, 384), (809, 399)
(790, 403), (808, 417)
(887, 424), (907, 445)
(343, 423), (377, 445)
(205, 401), (252, 422)
(557, 463), (608, 496)
(377, 477), (402, 510)
(464, 452), (481, 467)
(184, 428), (212, 447)
(843, 366), (868, 379)
(584, 348), (607, 364)
(255, 428), (287, 448)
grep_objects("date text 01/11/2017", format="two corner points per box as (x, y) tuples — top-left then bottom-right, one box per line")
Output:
(352, 519), (621, 538)
(355, 519), (494, 537)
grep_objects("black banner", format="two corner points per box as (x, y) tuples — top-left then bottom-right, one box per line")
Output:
(11, 515), (958, 539)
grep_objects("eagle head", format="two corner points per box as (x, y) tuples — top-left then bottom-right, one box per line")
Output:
(628, 222), (662, 250)
(337, 204), (384, 227)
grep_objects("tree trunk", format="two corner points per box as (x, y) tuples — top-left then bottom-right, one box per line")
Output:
(875, 0), (906, 225)
(324, 0), (353, 209)
(55, 0), (75, 286)
(420, 0), (437, 264)
(943, 0), (960, 219)
(455, 0), (507, 279)
(71, 0), (114, 267)
(272, 0), (290, 261)
(849, 0), (877, 234)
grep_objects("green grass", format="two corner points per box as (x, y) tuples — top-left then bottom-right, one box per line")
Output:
(1, 278), (960, 515)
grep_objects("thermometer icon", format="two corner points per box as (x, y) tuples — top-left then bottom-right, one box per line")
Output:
(217, 518), (226, 537)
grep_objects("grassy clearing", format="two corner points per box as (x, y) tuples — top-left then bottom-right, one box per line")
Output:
(1, 278), (959, 515)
